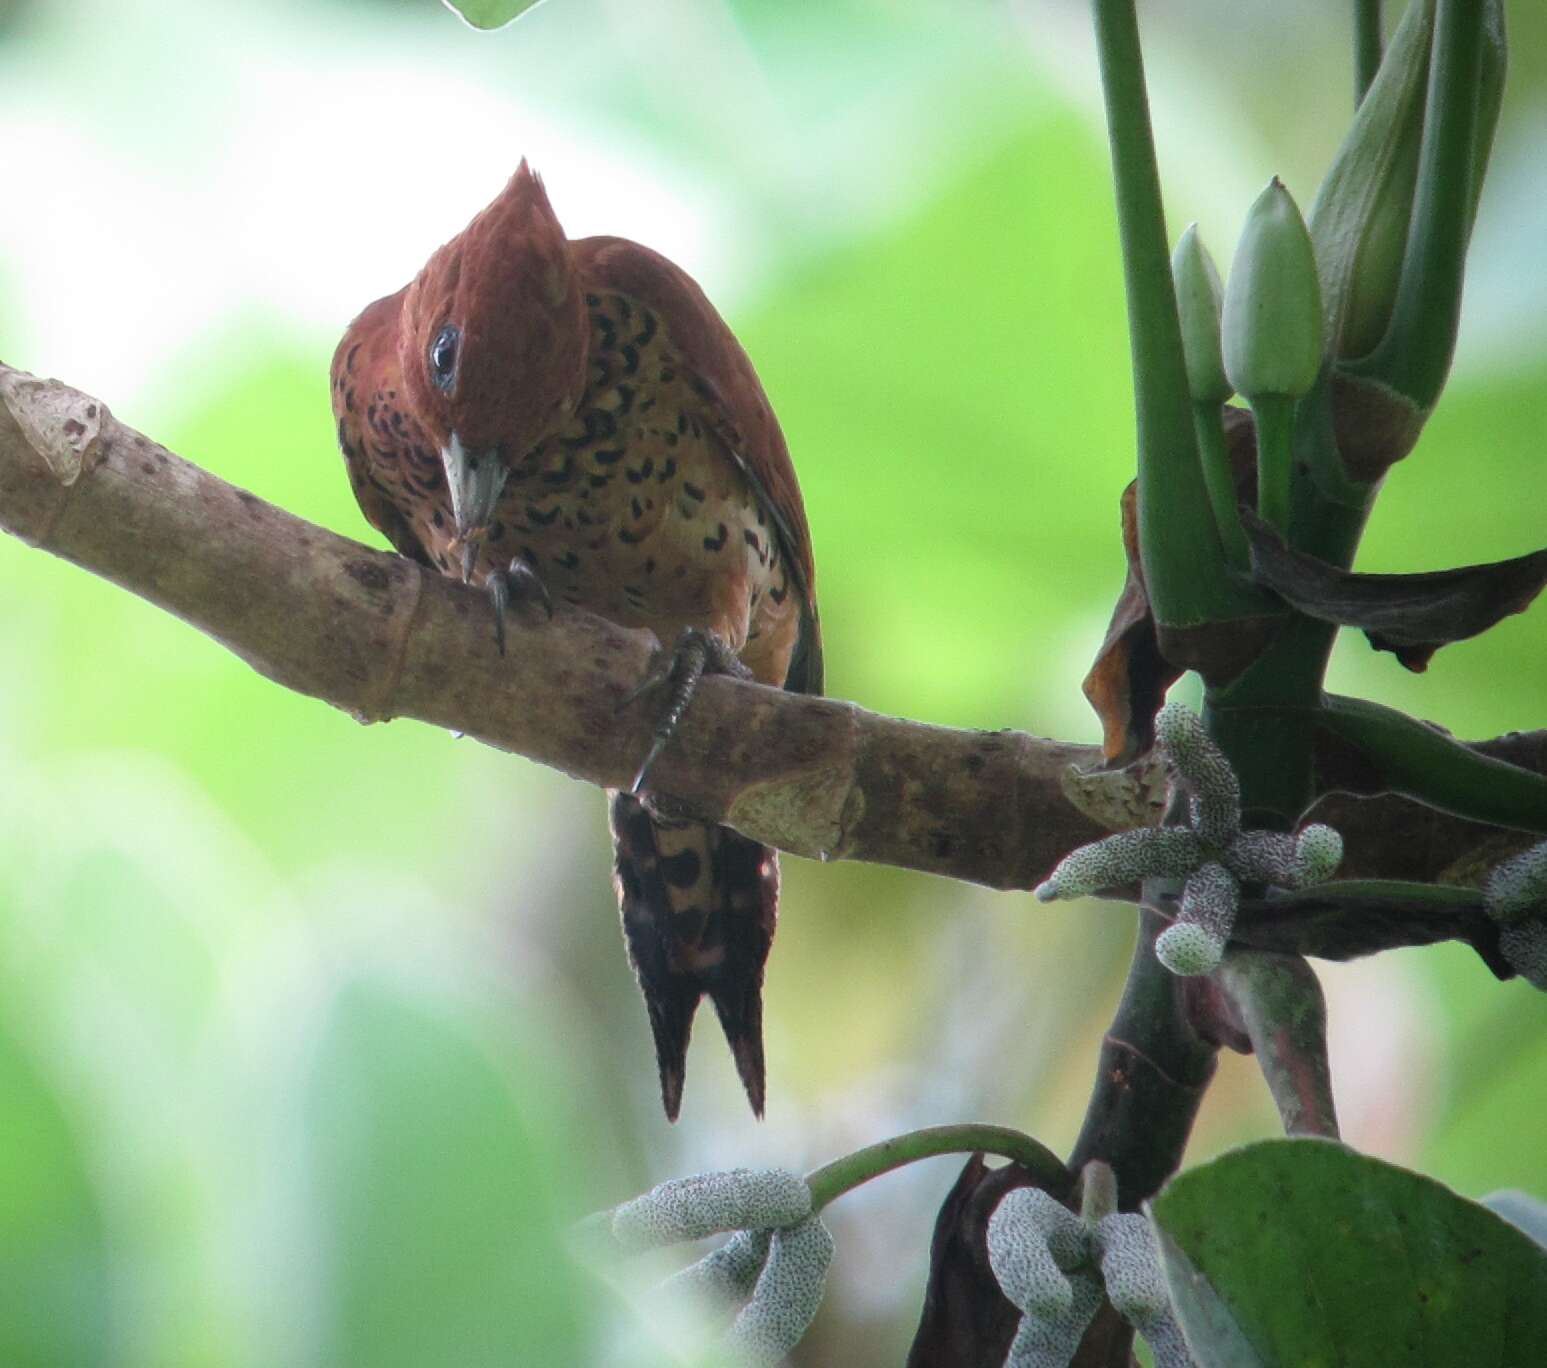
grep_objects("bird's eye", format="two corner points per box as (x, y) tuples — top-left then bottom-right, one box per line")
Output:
(428, 324), (460, 391)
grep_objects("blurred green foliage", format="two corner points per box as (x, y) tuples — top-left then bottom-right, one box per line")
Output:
(1, 1), (1545, 1363)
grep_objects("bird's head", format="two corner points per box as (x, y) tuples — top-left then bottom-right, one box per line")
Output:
(399, 161), (589, 569)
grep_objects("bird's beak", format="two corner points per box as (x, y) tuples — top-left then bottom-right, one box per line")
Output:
(441, 433), (509, 581)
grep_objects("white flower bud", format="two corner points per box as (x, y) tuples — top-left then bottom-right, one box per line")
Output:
(661, 1228), (771, 1310)
(724, 1217), (833, 1365)
(1003, 1271), (1104, 1368)
(1156, 921), (1224, 977)
(988, 1188), (1089, 1318)
(1155, 704), (1241, 843)
(1291, 823), (1344, 888)
(1095, 1213), (1169, 1325)
(1138, 1314), (1198, 1368)
(1035, 828), (1203, 902)
(611, 1168), (811, 1253)
(1157, 861), (1239, 976)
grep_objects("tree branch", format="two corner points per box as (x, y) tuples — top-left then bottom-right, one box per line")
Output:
(1, 361), (1540, 903)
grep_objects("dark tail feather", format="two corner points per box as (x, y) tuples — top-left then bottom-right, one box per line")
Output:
(610, 792), (778, 1120)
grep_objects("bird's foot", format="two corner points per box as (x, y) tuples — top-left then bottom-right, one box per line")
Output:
(621, 628), (749, 794)
(486, 557), (554, 655)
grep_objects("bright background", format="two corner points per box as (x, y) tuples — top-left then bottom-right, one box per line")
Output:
(2, 1), (1546, 1363)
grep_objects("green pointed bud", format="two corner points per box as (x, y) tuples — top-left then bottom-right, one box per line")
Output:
(1222, 178), (1323, 402)
(1172, 225), (1232, 405)
(1311, 0), (1435, 361)
(1311, 0), (1506, 369)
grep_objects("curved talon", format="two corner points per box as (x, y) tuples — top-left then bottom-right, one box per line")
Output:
(627, 628), (749, 793)
(630, 736), (670, 796)
(485, 557), (554, 655)
(487, 571), (510, 656)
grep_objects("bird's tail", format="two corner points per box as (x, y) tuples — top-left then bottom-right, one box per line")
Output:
(609, 791), (778, 1120)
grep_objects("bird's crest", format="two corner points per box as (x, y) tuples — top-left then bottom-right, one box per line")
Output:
(397, 159), (589, 457)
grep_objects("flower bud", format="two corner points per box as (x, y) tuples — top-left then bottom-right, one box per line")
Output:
(1156, 861), (1239, 977)
(724, 1217), (833, 1365)
(1095, 1213), (1170, 1328)
(1156, 702), (1241, 843)
(611, 1168), (810, 1253)
(1309, 0), (1434, 361)
(1034, 828), (1203, 902)
(1310, 0), (1505, 366)
(1172, 225), (1232, 405)
(1004, 1271), (1103, 1368)
(1222, 178), (1323, 402)
(1291, 823), (1344, 888)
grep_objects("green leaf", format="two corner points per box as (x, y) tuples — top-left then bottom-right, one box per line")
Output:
(1149, 1139), (1547, 1367)
(440, 0), (548, 31)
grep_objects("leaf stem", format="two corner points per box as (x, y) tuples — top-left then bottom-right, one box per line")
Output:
(1091, 0), (1257, 628)
(804, 1124), (1067, 1212)
(1251, 394), (1296, 535)
(1193, 402), (1249, 569)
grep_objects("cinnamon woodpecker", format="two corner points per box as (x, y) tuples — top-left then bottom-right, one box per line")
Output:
(330, 163), (821, 1119)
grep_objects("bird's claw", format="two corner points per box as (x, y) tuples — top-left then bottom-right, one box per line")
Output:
(623, 628), (749, 794)
(486, 557), (553, 655)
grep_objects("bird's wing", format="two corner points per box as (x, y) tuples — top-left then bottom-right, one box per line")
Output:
(330, 290), (435, 567)
(574, 236), (822, 696)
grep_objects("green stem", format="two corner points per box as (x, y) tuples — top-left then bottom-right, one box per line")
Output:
(1193, 401), (1249, 569)
(1355, 0), (1383, 106)
(1092, 0), (1256, 628)
(804, 1124), (1068, 1212)
(1068, 910), (1218, 1207)
(1250, 393), (1296, 536)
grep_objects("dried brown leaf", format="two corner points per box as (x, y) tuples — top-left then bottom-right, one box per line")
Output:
(1243, 509), (1547, 671)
